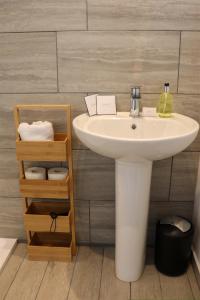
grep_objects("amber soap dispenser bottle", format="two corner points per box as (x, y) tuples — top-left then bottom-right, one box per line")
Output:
(157, 83), (173, 118)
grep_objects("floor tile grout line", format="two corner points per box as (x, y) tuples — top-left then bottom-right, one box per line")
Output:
(3, 251), (27, 300)
(186, 269), (196, 300)
(35, 261), (49, 300)
(191, 263), (200, 292)
(176, 31), (182, 93)
(66, 246), (79, 300)
(129, 281), (132, 299)
(98, 247), (104, 300)
(158, 271), (164, 300)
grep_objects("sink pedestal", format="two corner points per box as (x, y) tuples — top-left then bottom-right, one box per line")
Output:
(73, 112), (199, 281)
(115, 160), (152, 282)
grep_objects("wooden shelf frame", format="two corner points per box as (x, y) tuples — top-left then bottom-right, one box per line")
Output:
(14, 104), (76, 261)
(24, 201), (71, 233)
(28, 232), (72, 261)
(19, 177), (69, 199)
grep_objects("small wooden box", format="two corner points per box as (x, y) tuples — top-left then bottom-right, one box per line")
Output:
(24, 202), (71, 233)
(28, 232), (72, 261)
(16, 133), (68, 161)
(20, 177), (69, 199)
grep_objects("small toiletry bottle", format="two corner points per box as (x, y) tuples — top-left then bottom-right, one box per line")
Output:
(157, 83), (173, 118)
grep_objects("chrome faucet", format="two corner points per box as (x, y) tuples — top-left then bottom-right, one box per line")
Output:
(130, 87), (141, 118)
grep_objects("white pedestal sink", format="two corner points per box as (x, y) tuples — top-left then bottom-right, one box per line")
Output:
(73, 112), (199, 282)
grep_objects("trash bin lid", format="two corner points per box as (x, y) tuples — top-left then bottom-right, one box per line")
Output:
(160, 216), (191, 233)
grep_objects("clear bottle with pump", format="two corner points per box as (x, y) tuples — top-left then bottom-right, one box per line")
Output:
(157, 83), (173, 118)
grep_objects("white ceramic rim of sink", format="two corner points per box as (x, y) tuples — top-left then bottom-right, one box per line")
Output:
(73, 112), (199, 143)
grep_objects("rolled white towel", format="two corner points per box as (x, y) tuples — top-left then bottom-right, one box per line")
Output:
(18, 121), (54, 141)
(25, 167), (46, 180)
(48, 167), (68, 180)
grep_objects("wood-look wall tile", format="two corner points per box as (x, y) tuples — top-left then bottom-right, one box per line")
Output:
(73, 150), (115, 201)
(150, 158), (172, 202)
(75, 200), (90, 243)
(116, 93), (158, 112)
(0, 93), (87, 149)
(0, 33), (57, 93)
(0, 1), (86, 32)
(90, 200), (193, 246)
(170, 152), (199, 202)
(88, 0), (200, 30)
(90, 201), (115, 245)
(0, 149), (19, 197)
(179, 32), (200, 94)
(0, 197), (24, 239)
(173, 95), (200, 151)
(73, 147), (172, 203)
(57, 31), (179, 93)
(149, 201), (193, 225)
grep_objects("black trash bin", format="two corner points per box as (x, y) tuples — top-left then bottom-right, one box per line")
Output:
(155, 216), (193, 276)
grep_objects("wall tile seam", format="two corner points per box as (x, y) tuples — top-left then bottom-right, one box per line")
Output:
(168, 156), (174, 202)
(177, 31), (182, 93)
(89, 198), (91, 244)
(85, 0), (88, 31)
(0, 196), (22, 200)
(0, 92), (200, 96)
(0, 197), (194, 203)
(55, 32), (59, 93)
(0, 29), (200, 34)
(88, 200), (193, 204)
(0, 148), (199, 153)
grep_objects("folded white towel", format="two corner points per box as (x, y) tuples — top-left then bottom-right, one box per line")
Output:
(48, 167), (68, 180)
(18, 121), (54, 141)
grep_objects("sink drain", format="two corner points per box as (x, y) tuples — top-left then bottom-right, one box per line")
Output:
(131, 124), (137, 130)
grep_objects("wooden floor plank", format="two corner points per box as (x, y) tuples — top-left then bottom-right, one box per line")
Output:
(5, 255), (48, 300)
(0, 243), (26, 300)
(160, 271), (194, 300)
(131, 265), (162, 300)
(36, 256), (77, 300)
(1, 244), (200, 300)
(187, 265), (200, 300)
(68, 246), (103, 300)
(99, 247), (130, 300)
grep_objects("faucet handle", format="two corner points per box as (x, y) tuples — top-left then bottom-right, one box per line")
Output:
(131, 87), (141, 99)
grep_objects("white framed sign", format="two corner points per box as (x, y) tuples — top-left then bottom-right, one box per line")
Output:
(84, 94), (98, 116)
(97, 95), (116, 115)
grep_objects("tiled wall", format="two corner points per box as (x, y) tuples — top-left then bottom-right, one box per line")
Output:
(0, 0), (200, 245)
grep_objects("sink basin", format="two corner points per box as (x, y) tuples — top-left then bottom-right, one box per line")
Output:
(73, 112), (199, 162)
(73, 112), (199, 282)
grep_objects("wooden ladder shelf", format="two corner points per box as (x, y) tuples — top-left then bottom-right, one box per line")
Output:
(14, 104), (76, 261)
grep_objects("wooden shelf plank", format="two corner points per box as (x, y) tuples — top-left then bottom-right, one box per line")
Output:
(24, 201), (71, 233)
(20, 176), (69, 199)
(28, 232), (72, 262)
(16, 133), (68, 161)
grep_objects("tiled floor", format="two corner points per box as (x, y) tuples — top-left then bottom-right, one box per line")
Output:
(0, 243), (200, 300)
